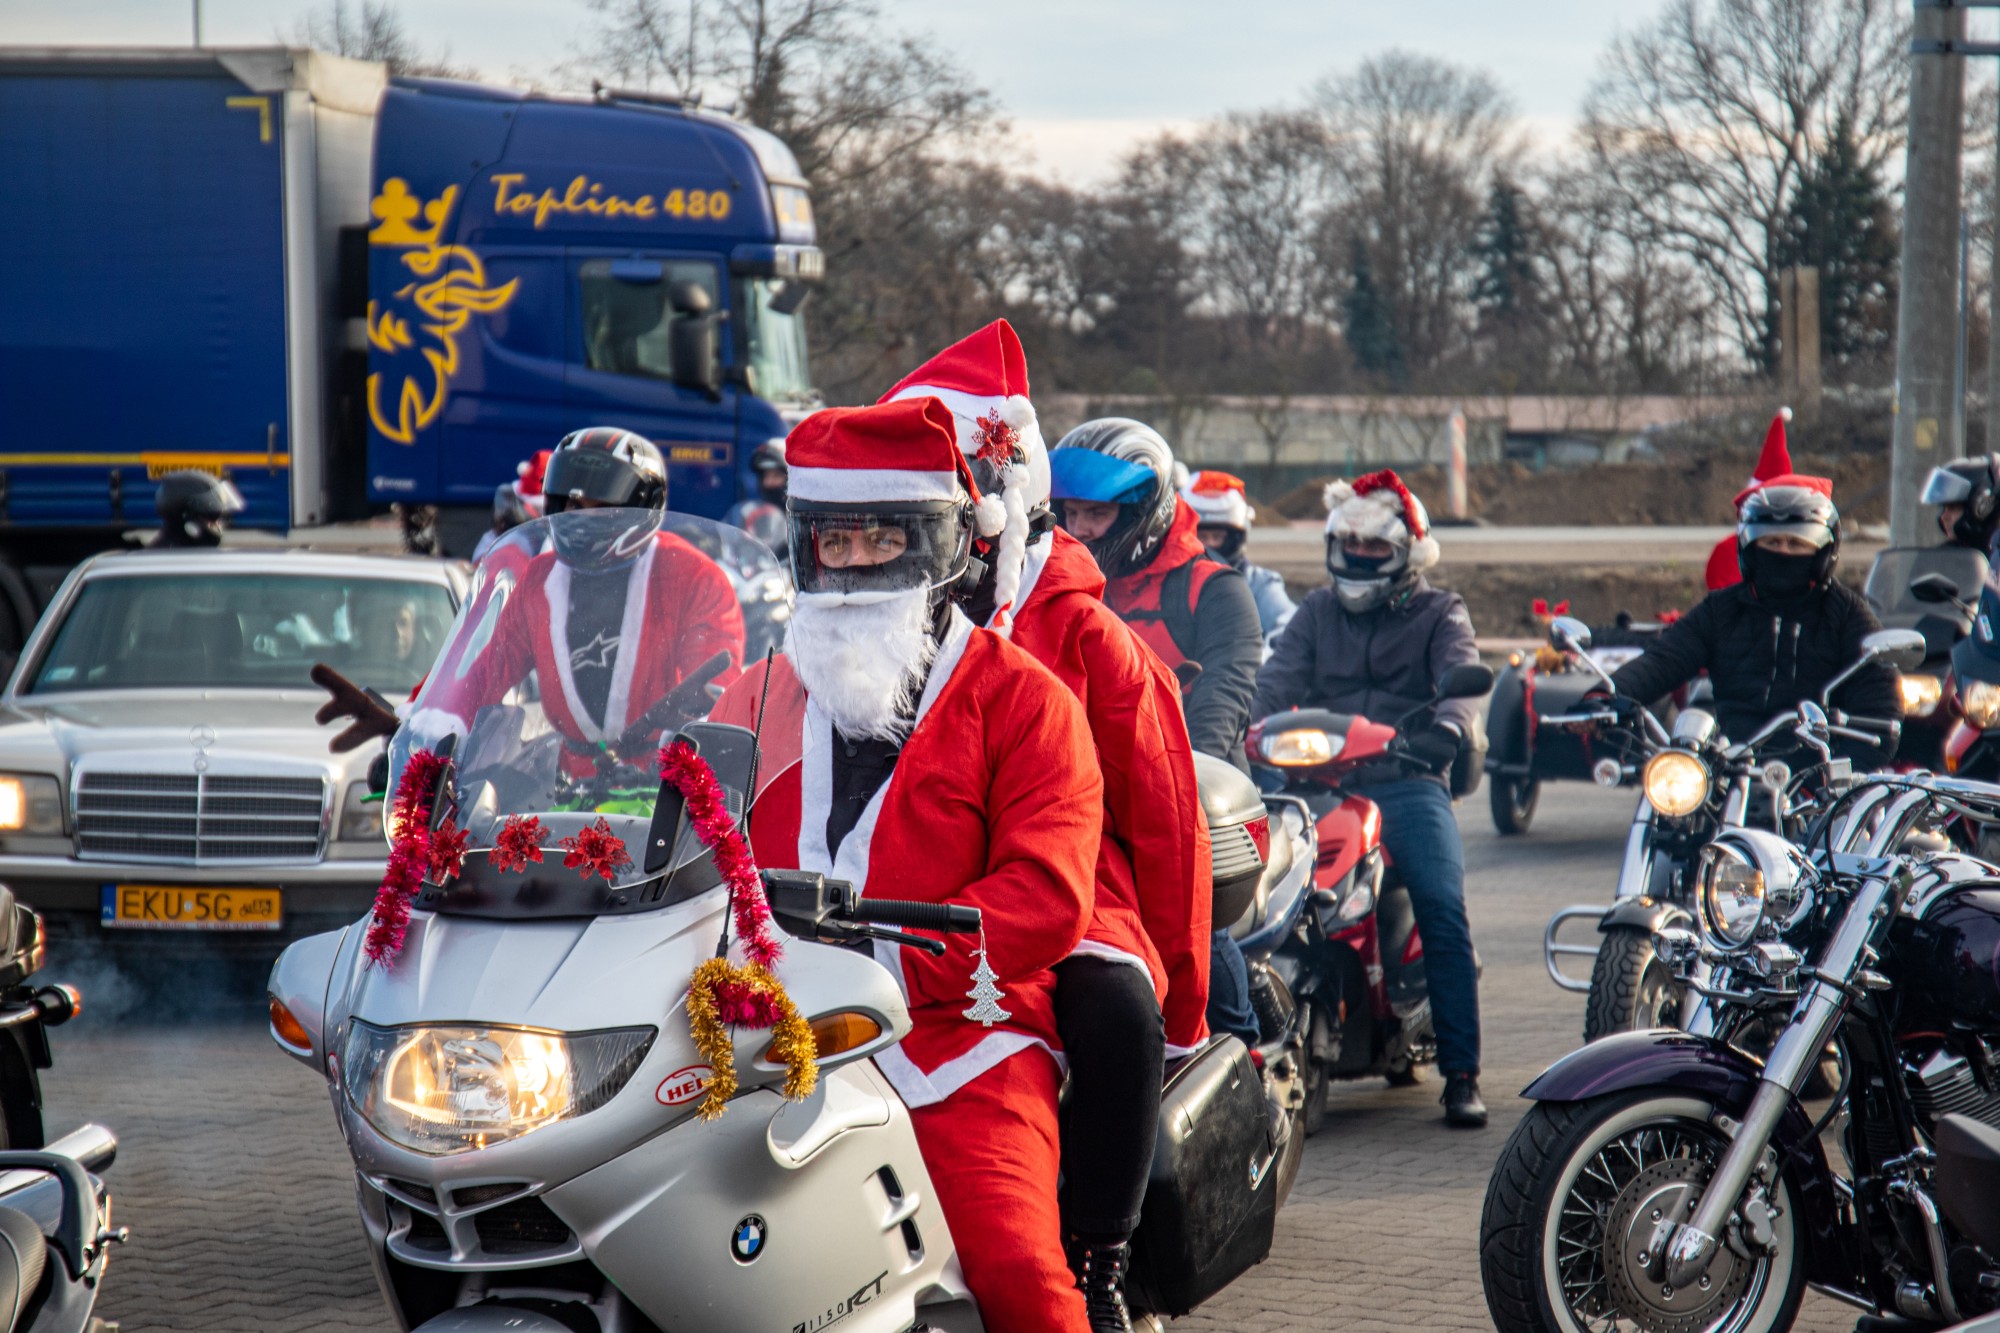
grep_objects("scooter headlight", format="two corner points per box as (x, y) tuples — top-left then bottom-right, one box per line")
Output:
(1642, 751), (1710, 818)
(1962, 678), (2000, 729)
(341, 1020), (654, 1155)
(1259, 729), (1341, 767)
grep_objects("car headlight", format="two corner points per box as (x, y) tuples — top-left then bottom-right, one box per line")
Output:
(338, 781), (383, 843)
(1697, 843), (1765, 950)
(1901, 673), (1945, 718)
(1259, 729), (1342, 767)
(341, 1021), (654, 1155)
(0, 774), (63, 834)
(1642, 751), (1710, 818)
(1963, 678), (2000, 729)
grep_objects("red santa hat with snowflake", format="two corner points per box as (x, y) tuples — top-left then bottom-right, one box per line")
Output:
(879, 320), (1045, 626)
(787, 397), (985, 508)
(1323, 468), (1440, 573)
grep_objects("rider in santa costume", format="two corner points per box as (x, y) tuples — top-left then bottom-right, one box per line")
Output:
(713, 396), (1101, 1333)
(879, 321), (1211, 1331)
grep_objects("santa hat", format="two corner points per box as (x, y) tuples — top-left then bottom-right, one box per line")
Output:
(786, 397), (983, 510)
(1733, 407), (1794, 508)
(1323, 468), (1439, 573)
(1181, 470), (1254, 530)
(514, 448), (552, 517)
(1748, 471), (1833, 499)
(880, 320), (1045, 626)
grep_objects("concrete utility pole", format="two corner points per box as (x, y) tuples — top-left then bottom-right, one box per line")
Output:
(1893, 0), (1968, 544)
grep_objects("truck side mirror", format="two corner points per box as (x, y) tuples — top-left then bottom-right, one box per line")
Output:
(668, 281), (721, 399)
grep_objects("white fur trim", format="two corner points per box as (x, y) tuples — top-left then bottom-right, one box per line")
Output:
(789, 466), (962, 505)
(1407, 534), (1441, 573)
(1778, 405), (1793, 422)
(875, 1032), (1056, 1108)
(1322, 481), (1411, 545)
(890, 385), (1051, 509)
(1181, 476), (1253, 530)
(974, 492), (1007, 538)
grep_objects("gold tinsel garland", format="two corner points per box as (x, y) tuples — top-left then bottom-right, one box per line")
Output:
(685, 957), (819, 1121)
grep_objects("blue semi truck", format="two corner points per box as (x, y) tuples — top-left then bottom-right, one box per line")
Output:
(0, 47), (822, 647)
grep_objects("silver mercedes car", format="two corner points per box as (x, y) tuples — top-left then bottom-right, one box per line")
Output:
(0, 548), (468, 949)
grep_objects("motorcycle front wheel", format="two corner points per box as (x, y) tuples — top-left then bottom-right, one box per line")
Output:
(1583, 928), (1681, 1043)
(1491, 774), (1539, 835)
(1481, 1092), (1805, 1333)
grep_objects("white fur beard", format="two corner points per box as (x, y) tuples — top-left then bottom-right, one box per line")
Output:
(785, 587), (939, 743)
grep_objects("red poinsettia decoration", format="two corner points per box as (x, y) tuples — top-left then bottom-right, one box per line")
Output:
(1530, 598), (1571, 619)
(560, 817), (631, 883)
(428, 817), (470, 883)
(973, 409), (1020, 469)
(366, 747), (448, 967)
(490, 814), (549, 873)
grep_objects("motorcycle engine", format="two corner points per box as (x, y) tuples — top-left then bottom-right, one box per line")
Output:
(1907, 1041), (2000, 1135)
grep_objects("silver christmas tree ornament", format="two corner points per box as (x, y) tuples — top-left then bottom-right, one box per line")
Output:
(962, 927), (1010, 1027)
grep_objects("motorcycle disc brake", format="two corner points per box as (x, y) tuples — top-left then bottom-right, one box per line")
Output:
(1599, 1158), (1752, 1333)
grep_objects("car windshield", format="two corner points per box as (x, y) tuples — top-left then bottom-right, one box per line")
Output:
(737, 277), (814, 402)
(25, 572), (455, 695)
(388, 509), (800, 900)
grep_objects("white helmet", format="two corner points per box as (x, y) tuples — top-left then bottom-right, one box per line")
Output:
(1323, 469), (1439, 613)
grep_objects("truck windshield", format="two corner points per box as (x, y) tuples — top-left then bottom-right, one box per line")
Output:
(25, 574), (456, 696)
(738, 277), (814, 401)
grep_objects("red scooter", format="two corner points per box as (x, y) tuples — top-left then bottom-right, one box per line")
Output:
(1239, 663), (1492, 1133)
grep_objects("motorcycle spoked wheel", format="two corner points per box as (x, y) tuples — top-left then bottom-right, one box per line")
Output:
(1583, 928), (1682, 1043)
(1481, 1092), (1805, 1333)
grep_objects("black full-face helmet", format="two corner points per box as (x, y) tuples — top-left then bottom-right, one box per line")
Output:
(544, 428), (667, 571)
(1923, 456), (2000, 550)
(155, 470), (245, 547)
(1046, 418), (1179, 579)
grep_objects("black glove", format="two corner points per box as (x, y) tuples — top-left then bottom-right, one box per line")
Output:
(1581, 688), (1641, 718)
(311, 663), (401, 754)
(1398, 724), (1462, 773)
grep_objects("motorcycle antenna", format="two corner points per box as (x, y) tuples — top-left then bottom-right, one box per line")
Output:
(714, 645), (778, 962)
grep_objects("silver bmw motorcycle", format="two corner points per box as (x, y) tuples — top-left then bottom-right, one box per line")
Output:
(271, 510), (1285, 1333)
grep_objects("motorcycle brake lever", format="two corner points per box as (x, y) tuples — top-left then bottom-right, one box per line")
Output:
(830, 923), (948, 956)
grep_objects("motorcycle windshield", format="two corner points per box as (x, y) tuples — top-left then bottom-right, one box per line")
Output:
(1865, 546), (1986, 625)
(387, 509), (804, 909)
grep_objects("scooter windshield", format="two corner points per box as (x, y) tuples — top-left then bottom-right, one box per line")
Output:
(385, 509), (805, 913)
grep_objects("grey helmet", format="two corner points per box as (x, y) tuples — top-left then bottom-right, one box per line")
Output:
(1046, 418), (1179, 579)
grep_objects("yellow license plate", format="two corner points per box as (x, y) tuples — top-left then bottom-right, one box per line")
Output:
(101, 885), (282, 931)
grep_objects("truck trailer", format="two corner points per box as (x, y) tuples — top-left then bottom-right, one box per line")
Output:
(0, 47), (822, 649)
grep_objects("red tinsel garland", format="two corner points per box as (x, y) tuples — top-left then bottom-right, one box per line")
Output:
(560, 817), (631, 882)
(365, 747), (447, 966)
(658, 739), (783, 969)
(491, 814), (549, 873)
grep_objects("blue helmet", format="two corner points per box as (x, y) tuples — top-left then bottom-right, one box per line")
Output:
(1048, 419), (1179, 577)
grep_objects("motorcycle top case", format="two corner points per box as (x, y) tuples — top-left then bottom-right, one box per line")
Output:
(1125, 1037), (1278, 1316)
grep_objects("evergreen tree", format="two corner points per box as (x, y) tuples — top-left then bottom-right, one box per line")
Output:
(1471, 178), (1538, 320)
(1773, 111), (1899, 371)
(1343, 237), (1406, 385)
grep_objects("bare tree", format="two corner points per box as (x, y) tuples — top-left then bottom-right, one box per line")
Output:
(1580, 0), (1908, 371)
(292, 0), (469, 77)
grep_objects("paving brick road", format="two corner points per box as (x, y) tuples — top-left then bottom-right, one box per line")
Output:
(37, 785), (1860, 1331)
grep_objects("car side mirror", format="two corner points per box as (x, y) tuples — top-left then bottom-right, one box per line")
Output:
(1909, 572), (1963, 605)
(668, 281), (722, 399)
(1436, 663), (1495, 700)
(1862, 628), (1928, 673)
(1548, 615), (1592, 653)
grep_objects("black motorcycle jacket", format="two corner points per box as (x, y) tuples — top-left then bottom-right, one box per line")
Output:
(1252, 579), (1482, 785)
(1610, 579), (1901, 761)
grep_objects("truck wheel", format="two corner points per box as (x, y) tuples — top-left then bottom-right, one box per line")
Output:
(1489, 775), (1538, 835)
(1582, 928), (1679, 1042)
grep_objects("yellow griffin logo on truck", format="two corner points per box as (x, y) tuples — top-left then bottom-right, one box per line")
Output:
(366, 178), (519, 445)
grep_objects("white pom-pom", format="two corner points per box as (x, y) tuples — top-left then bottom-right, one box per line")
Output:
(1778, 406), (1793, 422)
(975, 493), (1008, 538)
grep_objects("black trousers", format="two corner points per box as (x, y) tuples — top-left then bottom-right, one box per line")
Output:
(1053, 954), (1165, 1241)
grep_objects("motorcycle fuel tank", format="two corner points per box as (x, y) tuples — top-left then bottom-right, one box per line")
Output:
(1900, 884), (2000, 1029)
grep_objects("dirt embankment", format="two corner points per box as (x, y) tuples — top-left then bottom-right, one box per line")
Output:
(1266, 451), (1890, 528)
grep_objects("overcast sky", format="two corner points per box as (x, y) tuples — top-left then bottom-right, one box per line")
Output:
(0, 0), (1743, 179)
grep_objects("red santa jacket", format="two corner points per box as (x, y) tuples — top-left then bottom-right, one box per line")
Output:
(995, 529), (1212, 1052)
(713, 612), (1100, 1108)
(421, 531), (744, 745)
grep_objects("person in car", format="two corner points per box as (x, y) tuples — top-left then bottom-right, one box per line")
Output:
(1251, 469), (1488, 1127)
(711, 397), (1102, 1333)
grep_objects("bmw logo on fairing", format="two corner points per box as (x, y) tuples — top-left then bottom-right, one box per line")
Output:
(731, 1214), (767, 1263)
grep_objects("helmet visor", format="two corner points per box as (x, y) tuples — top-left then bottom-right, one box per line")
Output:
(1923, 467), (1975, 506)
(1739, 485), (1836, 549)
(788, 503), (970, 596)
(545, 448), (650, 509)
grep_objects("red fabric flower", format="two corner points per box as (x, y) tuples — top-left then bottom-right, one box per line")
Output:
(491, 814), (549, 873)
(428, 817), (469, 883)
(973, 409), (1021, 469)
(1531, 598), (1548, 617)
(365, 747), (447, 966)
(659, 739), (783, 968)
(560, 817), (631, 883)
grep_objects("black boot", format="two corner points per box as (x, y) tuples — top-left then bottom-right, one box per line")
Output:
(1442, 1071), (1488, 1128)
(1076, 1239), (1135, 1333)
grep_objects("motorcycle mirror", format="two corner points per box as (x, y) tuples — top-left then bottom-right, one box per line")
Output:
(1436, 663), (1495, 700)
(1910, 571), (1964, 605)
(1548, 615), (1592, 653)
(1861, 627), (1928, 673)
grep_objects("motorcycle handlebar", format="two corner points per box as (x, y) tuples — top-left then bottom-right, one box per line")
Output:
(847, 899), (983, 934)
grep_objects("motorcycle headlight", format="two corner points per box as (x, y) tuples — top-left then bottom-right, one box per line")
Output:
(1642, 751), (1710, 818)
(1963, 678), (2000, 729)
(1259, 728), (1342, 767)
(341, 1021), (654, 1155)
(1697, 843), (1766, 950)
(1901, 673), (1945, 718)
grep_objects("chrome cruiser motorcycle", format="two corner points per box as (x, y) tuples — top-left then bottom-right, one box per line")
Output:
(269, 510), (1287, 1333)
(1482, 704), (2000, 1333)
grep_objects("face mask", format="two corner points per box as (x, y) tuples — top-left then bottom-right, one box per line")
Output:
(1750, 550), (1818, 601)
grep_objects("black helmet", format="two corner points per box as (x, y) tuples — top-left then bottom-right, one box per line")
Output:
(750, 438), (788, 504)
(544, 427), (667, 514)
(491, 481), (534, 532)
(1923, 456), (2000, 549)
(1046, 418), (1178, 579)
(1738, 481), (1840, 587)
(155, 470), (245, 547)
